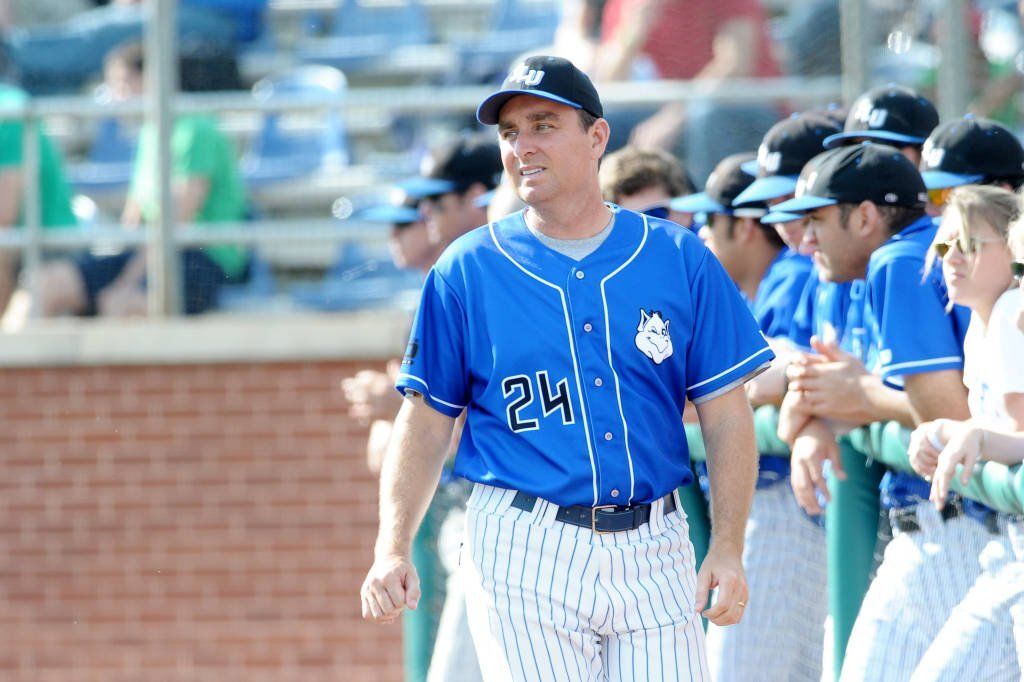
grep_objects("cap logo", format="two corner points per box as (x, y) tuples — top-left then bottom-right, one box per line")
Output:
(795, 170), (818, 198)
(758, 145), (782, 174)
(852, 98), (888, 128)
(509, 65), (545, 87)
(884, 192), (898, 203)
(921, 143), (945, 170)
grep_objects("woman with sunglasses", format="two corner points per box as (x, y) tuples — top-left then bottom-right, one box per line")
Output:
(908, 184), (1024, 681)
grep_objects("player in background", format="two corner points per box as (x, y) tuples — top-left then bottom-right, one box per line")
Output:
(772, 144), (984, 681)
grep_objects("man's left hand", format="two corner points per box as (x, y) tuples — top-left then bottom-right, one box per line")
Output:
(695, 545), (748, 626)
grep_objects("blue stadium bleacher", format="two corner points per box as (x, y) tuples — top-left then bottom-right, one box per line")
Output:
(66, 115), (138, 195)
(451, 0), (561, 83)
(294, 0), (433, 74)
(241, 64), (351, 186)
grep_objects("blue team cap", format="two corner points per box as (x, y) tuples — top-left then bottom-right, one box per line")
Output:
(773, 143), (927, 215)
(823, 84), (938, 149)
(359, 204), (421, 226)
(394, 176), (457, 201)
(477, 55), (603, 125)
(760, 210), (803, 225)
(735, 113), (841, 206)
(473, 189), (495, 208)
(671, 152), (765, 217)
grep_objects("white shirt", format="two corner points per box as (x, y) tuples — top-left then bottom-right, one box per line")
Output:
(963, 288), (1024, 429)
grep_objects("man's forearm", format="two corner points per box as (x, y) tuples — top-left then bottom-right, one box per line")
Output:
(697, 387), (758, 552)
(375, 396), (456, 558)
(861, 374), (914, 427)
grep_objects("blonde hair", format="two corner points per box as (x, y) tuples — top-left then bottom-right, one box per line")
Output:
(1010, 195), (1024, 260)
(930, 185), (1020, 270)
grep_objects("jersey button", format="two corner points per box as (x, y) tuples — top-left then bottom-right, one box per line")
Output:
(583, 323), (593, 333)
(594, 377), (603, 387)
(604, 432), (613, 441)
(610, 489), (620, 498)
(575, 271), (585, 280)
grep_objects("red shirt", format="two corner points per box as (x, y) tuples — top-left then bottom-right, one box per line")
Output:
(601, 0), (780, 80)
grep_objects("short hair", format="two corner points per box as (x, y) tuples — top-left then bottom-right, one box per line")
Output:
(837, 202), (926, 235)
(578, 109), (599, 132)
(599, 146), (694, 203)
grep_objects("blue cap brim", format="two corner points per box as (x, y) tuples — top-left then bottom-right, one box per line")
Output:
(394, 177), (457, 200)
(760, 211), (802, 225)
(473, 189), (495, 208)
(670, 192), (727, 214)
(360, 204), (421, 224)
(733, 175), (799, 205)
(772, 195), (838, 213)
(920, 170), (985, 190)
(740, 159), (759, 176)
(477, 89), (583, 125)
(823, 130), (927, 149)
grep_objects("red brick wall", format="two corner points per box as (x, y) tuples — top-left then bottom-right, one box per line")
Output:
(0, 361), (402, 682)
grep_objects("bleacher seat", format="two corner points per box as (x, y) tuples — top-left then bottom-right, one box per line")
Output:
(241, 65), (351, 186)
(67, 115), (138, 195)
(288, 241), (422, 311)
(452, 0), (561, 84)
(216, 250), (280, 311)
(294, 0), (433, 74)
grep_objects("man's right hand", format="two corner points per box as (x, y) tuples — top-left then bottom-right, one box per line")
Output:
(361, 554), (420, 623)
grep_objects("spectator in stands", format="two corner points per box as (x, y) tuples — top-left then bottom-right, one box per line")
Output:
(598, 145), (694, 226)
(907, 184), (1024, 680)
(0, 60), (77, 319)
(5, 0), (265, 95)
(33, 41), (249, 316)
(595, 0), (780, 183)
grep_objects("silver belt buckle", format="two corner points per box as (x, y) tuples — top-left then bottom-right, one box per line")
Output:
(591, 505), (617, 534)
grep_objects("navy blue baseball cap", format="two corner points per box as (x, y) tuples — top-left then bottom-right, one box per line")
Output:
(395, 137), (502, 200)
(773, 143), (927, 214)
(477, 55), (604, 125)
(671, 153), (766, 217)
(734, 113), (841, 206)
(823, 84), (939, 149)
(919, 116), (1024, 189)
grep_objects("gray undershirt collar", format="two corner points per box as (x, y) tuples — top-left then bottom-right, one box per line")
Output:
(524, 209), (615, 261)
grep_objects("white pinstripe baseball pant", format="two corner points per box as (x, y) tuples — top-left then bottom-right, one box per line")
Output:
(839, 502), (991, 682)
(910, 517), (1024, 682)
(705, 480), (827, 682)
(461, 483), (709, 681)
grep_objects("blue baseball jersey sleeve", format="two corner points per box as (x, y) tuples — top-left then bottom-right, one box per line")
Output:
(863, 216), (970, 389)
(751, 248), (814, 345)
(397, 208), (773, 507)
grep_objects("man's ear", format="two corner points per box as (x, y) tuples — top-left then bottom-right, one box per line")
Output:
(591, 118), (611, 159)
(462, 182), (488, 205)
(851, 200), (878, 239)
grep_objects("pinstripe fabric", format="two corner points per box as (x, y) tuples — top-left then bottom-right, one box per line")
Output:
(839, 503), (992, 682)
(462, 483), (709, 681)
(909, 517), (1024, 682)
(704, 480), (827, 682)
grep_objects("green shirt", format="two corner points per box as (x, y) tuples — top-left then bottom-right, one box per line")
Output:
(132, 114), (249, 278)
(0, 84), (76, 229)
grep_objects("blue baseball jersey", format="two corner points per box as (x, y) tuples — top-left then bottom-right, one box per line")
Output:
(750, 247), (814, 345)
(397, 207), (774, 507)
(857, 215), (971, 509)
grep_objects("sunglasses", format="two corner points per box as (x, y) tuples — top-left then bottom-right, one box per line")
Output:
(933, 235), (1003, 259)
(928, 187), (954, 208)
(640, 204), (671, 220)
(1013, 261), (1024, 278)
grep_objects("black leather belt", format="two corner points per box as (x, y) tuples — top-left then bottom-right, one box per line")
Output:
(889, 498), (962, 534)
(511, 491), (677, 534)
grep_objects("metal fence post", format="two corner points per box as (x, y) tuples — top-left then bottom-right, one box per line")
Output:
(936, 0), (971, 121)
(146, 0), (182, 317)
(21, 108), (41, 305)
(840, 0), (871, 104)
